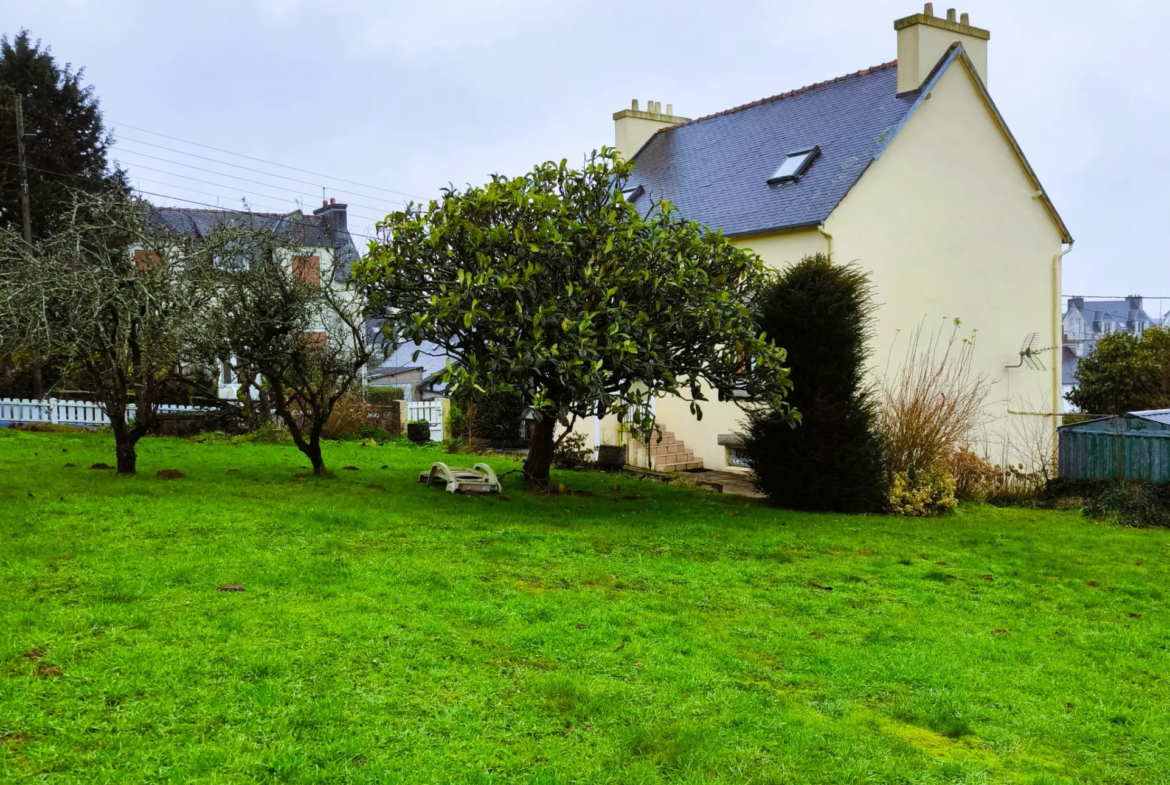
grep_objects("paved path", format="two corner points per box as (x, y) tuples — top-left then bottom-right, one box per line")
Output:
(688, 470), (763, 498)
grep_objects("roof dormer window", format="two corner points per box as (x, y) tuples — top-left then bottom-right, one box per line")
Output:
(767, 146), (819, 184)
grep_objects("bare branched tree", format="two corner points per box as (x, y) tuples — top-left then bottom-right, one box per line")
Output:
(192, 222), (374, 475)
(0, 190), (210, 473)
(880, 318), (992, 477)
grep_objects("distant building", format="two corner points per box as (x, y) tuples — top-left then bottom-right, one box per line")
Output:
(148, 200), (361, 400)
(1062, 296), (1158, 410)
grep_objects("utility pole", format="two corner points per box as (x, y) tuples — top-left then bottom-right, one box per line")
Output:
(8, 91), (40, 396)
(13, 94), (32, 245)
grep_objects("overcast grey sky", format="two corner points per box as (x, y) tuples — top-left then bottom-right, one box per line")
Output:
(5, 0), (1169, 313)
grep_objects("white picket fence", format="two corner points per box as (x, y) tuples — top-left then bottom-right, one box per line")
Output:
(0, 397), (210, 427)
(406, 400), (444, 440)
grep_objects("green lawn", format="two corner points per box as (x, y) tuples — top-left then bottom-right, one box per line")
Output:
(0, 429), (1167, 784)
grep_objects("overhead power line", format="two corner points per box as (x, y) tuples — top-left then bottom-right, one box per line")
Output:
(0, 159), (383, 243)
(111, 152), (395, 220)
(113, 137), (413, 209)
(110, 119), (428, 200)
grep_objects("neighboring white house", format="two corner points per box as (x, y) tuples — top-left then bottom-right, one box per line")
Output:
(147, 199), (361, 401)
(1062, 296), (1159, 410)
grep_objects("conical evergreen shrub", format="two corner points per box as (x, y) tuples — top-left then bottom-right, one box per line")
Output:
(743, 255), (885, 512)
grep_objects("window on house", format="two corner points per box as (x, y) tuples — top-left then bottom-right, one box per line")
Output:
(728, 448), (750, 468)
(768, 146), (819, 184)
(221, 359), (233, 385)
(620, 185), (644, 203)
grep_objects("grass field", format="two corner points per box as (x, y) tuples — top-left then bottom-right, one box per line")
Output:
(1, 428), (1168, 784)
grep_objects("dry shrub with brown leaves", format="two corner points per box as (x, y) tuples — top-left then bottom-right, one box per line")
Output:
(949, 448), (997, 501)
(880, 320), (991, 478)
(301, 393), (400, 440)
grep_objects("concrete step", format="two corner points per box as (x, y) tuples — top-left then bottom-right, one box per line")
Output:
(649, 444), (689, 457)
(652, 450), (695, 464)
(657, 460), (705, 472)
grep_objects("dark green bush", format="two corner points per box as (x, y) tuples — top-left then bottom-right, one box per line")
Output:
(450, 389), (528, 444)
(366, 386), (405, 405)
(1083, 482), (1170, 528)
(742, 255), (885, 513)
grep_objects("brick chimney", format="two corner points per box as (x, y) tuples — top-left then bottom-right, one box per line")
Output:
(613, 99), (689, 160)
(313, 197), (348, 241)
(895, 4), (990, 93)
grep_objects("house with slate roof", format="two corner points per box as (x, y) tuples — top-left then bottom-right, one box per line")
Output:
(583, 4), (1073, 472)
(148, 199), (361, 400)
(1061, 296), (1161, 411)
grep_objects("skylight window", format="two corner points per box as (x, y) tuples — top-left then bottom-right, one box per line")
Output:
(767, 146), (819, 184)
(620, 184), (644, 202)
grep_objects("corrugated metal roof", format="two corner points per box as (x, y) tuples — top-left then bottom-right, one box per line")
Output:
(1131, 410), (1170, 426)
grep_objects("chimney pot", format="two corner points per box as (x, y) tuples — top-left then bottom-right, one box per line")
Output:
(960, 11), (969, 24)
(655, 101), (662, 113)
(330, 197), (336, 205)
(322, 200), (328, 208)
(666, 103), (673, 115)
(631, 99), (639, 111)
(946, 8), (956, 21)
(924, 2), (933, 15)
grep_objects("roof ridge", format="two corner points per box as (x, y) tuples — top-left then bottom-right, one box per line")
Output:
(152, 205), (306, 219)
(655, 60), (899, 134)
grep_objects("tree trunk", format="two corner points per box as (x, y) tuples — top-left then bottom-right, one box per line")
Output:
(302, 437), (325, 476)
(257, 385), (271, 426)
(110, 417), (138, 475)
(31, 358), (43, 399)
(0, 354), (13, 393)
(524, 414), (556, 486)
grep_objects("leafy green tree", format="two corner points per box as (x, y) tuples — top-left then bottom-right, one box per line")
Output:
(1066, 327), (1170, 415)
(741, 256), (886, 512)
(358, 150), (794, 484)
(0, 30), (126, 240)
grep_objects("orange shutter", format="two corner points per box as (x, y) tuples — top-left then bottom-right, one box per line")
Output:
(293, 255), (321, 285)
(134, 249), (160, 269)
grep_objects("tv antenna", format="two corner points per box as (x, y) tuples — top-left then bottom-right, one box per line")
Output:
(1005, 332), (1049, 371)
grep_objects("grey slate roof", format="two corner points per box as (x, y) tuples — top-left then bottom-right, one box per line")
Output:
(148, 207), (333, 246)
(1075, 299), (1157, 330)
(625, 47), (1070, 243)
(625, 62), (915, 237)
(147, 205), (361, 277)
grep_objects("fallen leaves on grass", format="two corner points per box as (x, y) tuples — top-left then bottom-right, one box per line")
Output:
(63, 463), (75, 468)
(810, 632), (826, 639)
(89, 463), (112, 470)
(810, 582), (833, 592)
(1128, 613), (1142, 619)
(217, 584), (246, 592)
(1086, 581), (1101, 588)
(156, 469), (185, 480)
(35, 664), (63, 678)
(991, 629), (1009, 636)
(981, 574), (995, 581)
(367, 484), (385, 491)
(22, 649), (45, 661)
(343, 466), (360, 471)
